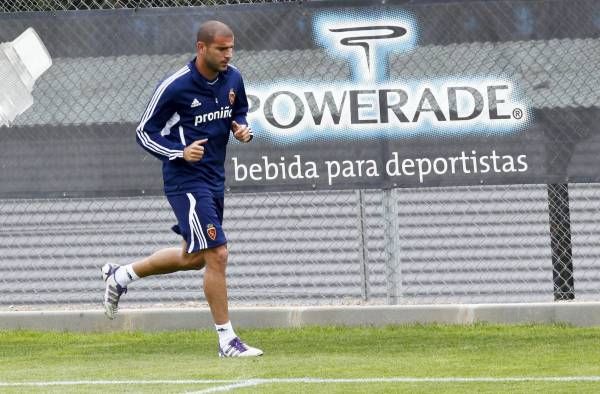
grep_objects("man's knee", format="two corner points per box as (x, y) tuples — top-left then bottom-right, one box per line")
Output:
(205, 245), (228, 270)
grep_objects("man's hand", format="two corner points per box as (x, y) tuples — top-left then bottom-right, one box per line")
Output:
(232, 121), (253, 143)
(183, 138), (208, 162)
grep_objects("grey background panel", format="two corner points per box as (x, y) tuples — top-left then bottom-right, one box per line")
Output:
(0, 185), (563, 307)
(0, 123), (163, 197)
(567, 183), (600, 301)
(364, 185), (554, 304)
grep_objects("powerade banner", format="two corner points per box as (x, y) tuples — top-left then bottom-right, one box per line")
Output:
(238, 8), (531, 190)
(0, 0), (599, 196)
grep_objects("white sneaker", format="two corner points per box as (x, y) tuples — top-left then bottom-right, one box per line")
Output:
(218, 337), (263, 357)
(101, 263), (127, 320)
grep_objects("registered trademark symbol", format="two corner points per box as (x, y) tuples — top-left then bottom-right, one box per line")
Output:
(512, 108), (523, 119)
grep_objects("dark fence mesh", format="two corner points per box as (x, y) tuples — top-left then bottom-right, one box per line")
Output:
(0, 0), (598, 308)
(1, 0), (293, 12)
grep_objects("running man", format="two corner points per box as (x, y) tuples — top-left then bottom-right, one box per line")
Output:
(101, 20), (262, 358)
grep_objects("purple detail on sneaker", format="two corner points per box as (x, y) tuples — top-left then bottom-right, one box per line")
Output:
(228, 337), (248, 353)
(108, 265), (119, 276)
(114, 282), (127, 296)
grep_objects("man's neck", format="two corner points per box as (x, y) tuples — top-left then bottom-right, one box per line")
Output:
(195, 57), (218, 81)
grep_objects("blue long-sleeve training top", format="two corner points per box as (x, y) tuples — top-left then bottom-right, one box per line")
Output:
(136, 58), (249, 196)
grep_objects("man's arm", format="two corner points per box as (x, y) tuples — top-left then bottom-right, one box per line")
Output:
(136, 83), (186, 161)
(231, 75), (253, 143)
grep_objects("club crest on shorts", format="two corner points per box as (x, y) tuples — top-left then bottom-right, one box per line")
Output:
(228, 88), (235, 106)
(206, 224), (217, 241)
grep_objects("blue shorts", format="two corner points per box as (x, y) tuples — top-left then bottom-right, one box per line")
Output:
(167, 191), (226, 253)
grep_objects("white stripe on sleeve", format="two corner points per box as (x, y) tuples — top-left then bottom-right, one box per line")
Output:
(137, 66), (189, 132)
(136, 66), (190, 159)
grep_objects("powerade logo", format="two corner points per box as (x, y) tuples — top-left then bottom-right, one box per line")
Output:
(246, 10), (530, 144)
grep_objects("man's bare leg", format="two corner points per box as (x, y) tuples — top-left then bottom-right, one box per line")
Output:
(102, 242), (204, 319)
(130, 243), (229, 324)
(128, 243), (229, 324)
(201, 244), (229, 324)
(196, 244), (261, 357)
(131, 244), (205, 277)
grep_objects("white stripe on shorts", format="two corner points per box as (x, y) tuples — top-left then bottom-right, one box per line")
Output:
(191, 211), (207, 250)
(186, 193), (197, 253)
(186, 193), (208, 252)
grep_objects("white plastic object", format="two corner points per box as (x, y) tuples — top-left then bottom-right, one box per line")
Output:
(0, 27), (52, 127)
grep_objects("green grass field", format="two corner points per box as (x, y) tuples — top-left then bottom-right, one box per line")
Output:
(1, 324), (600, 393)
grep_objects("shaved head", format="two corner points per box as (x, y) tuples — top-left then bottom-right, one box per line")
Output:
(196, 20), (234, 44)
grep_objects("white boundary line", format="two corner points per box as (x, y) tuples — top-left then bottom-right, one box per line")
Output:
(188, 379), (263, 393)
(3, 376), (600, 389)
(0, 380), (237, 387)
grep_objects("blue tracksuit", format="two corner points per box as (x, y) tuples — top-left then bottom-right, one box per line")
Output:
(136, 58), (249, 251)
(136, 58), (249, 197)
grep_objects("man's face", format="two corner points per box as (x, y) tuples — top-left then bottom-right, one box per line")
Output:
(198, 35), (234, 73)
